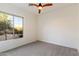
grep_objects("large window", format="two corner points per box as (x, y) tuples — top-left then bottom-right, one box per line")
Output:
(0, 12), (23, 41)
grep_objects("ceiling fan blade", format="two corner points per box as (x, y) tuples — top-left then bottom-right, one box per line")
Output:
(43, 3), (53, 7)
(29, 3), (38, 7)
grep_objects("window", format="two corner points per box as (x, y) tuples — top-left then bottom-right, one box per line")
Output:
(0, 11), (23, 41)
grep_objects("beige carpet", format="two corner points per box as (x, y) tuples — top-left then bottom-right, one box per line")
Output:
(0, 41), (78, 56)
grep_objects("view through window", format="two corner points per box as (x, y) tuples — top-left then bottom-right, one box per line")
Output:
(0, 12), (23, 41)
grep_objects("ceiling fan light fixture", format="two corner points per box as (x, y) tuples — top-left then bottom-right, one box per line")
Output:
(38, 6), (43, 10)
(29, 3), (53, 14)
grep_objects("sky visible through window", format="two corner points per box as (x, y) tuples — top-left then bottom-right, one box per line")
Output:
(14, 16), (22, 31)
(8, 15), (23, 31)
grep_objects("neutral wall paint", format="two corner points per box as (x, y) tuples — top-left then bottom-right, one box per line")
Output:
(0, 4), (37, 52)
(0, 3), (79, 53)
(38, 4), (79, 50)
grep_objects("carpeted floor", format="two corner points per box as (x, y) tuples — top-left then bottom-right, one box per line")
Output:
(0, 41), (78, 56)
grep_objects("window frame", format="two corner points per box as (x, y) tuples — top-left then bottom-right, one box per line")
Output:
(0, 11), (24, 40)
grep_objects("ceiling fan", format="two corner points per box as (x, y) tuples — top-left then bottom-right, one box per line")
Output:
(29, 3), (53, 14)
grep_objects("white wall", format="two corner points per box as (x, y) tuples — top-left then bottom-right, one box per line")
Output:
(0, 4), (37, 52)
(0, 3), (79, 53)
(38, 4), (79, 50)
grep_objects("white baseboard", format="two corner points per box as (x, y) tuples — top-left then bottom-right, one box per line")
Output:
(0, 39), (37, 53)
(39, 40), (77, 50)
(78, 49), (79, 53)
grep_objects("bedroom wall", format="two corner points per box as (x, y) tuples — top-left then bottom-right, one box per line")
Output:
(38, 4), (79, 50)
(0, 4), (37, 52)
(0, 3), (79, 53)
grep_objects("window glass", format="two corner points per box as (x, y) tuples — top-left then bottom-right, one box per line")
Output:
(0, 12), (23, 41)
(14, 16), (23, 39)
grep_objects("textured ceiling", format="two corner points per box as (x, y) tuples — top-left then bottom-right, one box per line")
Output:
(0, 3), (77, 15)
